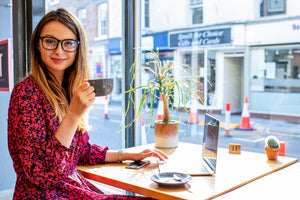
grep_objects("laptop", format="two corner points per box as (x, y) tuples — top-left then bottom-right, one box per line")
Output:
(159, 113), (220, 176)
(197, 113), (220, 175)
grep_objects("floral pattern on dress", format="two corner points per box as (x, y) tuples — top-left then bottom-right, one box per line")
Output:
(8, 76), (153, 200)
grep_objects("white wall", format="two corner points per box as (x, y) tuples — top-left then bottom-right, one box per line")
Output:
(150, 0), (187, 32)
(204, 0), (257, 24)
(246, 18), (300, 45)
(287, 0), (300, 16)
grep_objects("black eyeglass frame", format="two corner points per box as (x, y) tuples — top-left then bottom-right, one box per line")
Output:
(39, 36), (80, 52)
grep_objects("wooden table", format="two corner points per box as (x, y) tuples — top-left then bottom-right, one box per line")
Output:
(77, 143), (298, 200)
(214, 162), (300, 200)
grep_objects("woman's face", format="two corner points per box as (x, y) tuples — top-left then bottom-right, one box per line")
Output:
(38, 21), (78, 83)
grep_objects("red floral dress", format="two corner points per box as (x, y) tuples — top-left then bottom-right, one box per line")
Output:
(8, 76), (153, 200)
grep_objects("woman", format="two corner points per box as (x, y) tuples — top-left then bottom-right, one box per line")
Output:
(8, 8), (167, 199)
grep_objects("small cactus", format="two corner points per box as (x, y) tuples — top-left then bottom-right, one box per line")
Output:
(265, 136), (280, 148)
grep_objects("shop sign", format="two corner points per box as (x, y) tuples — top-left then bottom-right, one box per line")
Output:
(292, 24), (300, 30)
(143, 32), (169, 51)
(108, 38), (122, 55)
(169, 28), (231, 48)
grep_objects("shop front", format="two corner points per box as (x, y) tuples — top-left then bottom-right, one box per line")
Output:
(247, 17), (300, 120)
(169, 26), (245, 113)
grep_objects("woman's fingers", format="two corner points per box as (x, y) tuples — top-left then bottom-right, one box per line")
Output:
(155, 149), (169, 159)
(80, 82), (96, 101)
(68, 81), (95, 118)
(151, 149), (168, 161)
(139, 149), (168, 161)
(78, 82), (95, 100)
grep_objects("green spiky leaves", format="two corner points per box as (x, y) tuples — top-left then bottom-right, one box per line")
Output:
(265, 136), (280, 148)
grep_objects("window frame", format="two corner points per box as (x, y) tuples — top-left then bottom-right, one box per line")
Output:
(189, 0), (203, 25)
(260, 0), (286, 17)
(78, 8), (87, 30)
(97, 2), (108, 40)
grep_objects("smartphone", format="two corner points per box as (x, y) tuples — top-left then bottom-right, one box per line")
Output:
(125, 160), (150, 169)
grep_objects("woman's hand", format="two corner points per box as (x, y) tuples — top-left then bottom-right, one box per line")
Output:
(67, 81), (95, 120)
(106, 149), (168, 162)
(125, 149), (168, 161)
(55, 82), (95, 148)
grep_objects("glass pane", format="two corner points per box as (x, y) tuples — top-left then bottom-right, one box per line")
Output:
(43, 0), (300, 163)
(250, 47), (300, 116)
(267, 0), (284, 12)
(78, 8), (86, 29)
(192, 7), (203, 24)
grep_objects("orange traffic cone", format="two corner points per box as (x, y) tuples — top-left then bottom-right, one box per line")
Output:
(225, 103), (231, 134)
(156, 95), (164, 121)
(279, 141), (285, 156)
(237, 96), (252, 130)
(104, 95), (109, 119)
(188, 94), (198, 123)
(141, 114), (147, 145)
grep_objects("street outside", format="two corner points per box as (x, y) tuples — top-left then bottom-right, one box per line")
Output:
(87, 99), (300, 162)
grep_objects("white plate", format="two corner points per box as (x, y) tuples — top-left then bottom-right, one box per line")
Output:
(150, 172), (191, 187)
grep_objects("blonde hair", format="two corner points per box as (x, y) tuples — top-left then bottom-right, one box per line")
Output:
(29, 8), (89, 132)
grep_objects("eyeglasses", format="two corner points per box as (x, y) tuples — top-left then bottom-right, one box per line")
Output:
(39, 36), (80, 52)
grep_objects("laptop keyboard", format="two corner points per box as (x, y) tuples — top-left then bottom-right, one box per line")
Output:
(202, 157), (216, 171)
(200, 163), (211, 173)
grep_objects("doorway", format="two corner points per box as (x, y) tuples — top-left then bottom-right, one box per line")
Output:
(224, 56), (244, 113)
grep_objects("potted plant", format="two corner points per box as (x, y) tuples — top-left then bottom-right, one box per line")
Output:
(264, 135), (281, 160)
(124, 50), (198, 148)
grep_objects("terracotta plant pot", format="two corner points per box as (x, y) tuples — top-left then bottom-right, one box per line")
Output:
(154, 120), (178, 148)
(265, 147), (280, 160)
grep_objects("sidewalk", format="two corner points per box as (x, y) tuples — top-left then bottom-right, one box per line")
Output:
(96, 96), (300, 136)
(214, 114), (300, 136)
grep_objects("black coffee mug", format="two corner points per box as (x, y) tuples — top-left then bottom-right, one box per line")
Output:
(88, 78), (114, 97)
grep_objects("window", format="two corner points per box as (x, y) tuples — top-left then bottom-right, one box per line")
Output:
(49, 0), (59, 6)
(190, 0), (203, 25)
(260, 0), (286, 17)
(78, 8), (87, 30)
(144, 0), (150, 28)
(45, 1), (117, 150)
(268, 0), (284, 12)
(251, 48), (300, 93)
(43, 0), (300, 166)
(97, 2), (108, 39)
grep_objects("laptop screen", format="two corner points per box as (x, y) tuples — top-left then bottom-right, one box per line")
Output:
(202, 113), (220, 171)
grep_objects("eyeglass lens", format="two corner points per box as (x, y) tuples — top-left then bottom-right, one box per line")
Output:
(41, 37), (79, 52)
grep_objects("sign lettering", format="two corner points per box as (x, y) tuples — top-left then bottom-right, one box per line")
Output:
(293, 24), (300, 30)
(169, 28), (231, 48)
